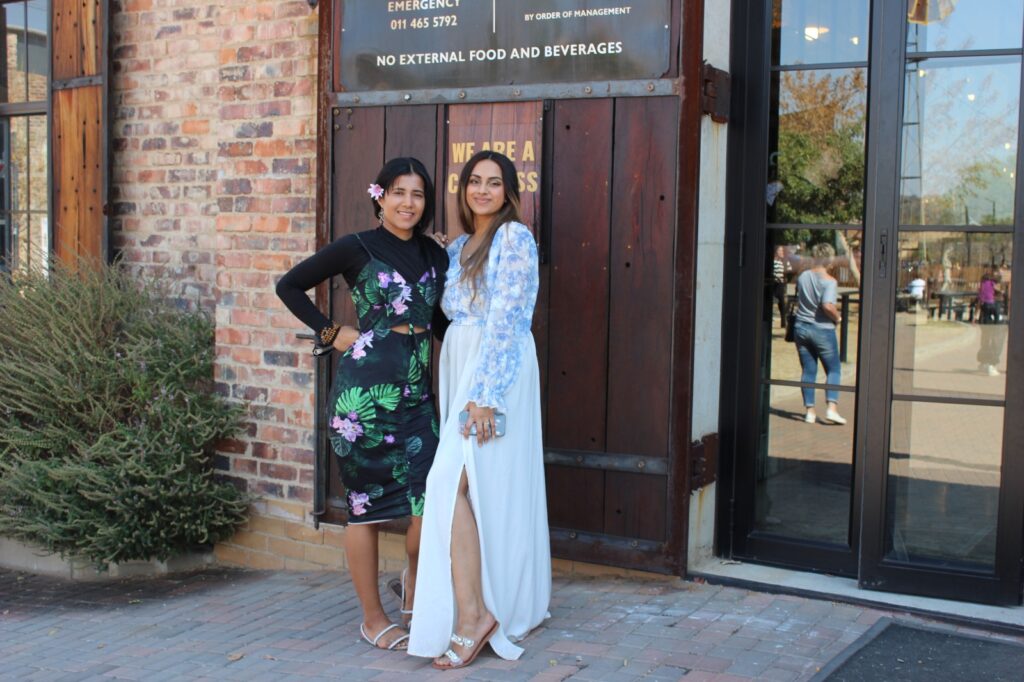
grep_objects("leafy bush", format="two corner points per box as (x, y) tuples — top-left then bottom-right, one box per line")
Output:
(0, 262), (248, 566)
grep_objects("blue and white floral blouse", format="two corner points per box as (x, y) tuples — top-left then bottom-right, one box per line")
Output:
(442, 222), (539, 412)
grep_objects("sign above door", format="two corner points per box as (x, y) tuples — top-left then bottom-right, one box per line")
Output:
(336, 0), (672, 92)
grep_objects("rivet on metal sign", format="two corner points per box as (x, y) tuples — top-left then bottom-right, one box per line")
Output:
(354, 96), (361, 103)
(346, 108), (353, 114)
(513, 89), (521, 96)
(647, 83), (655, 92)
(569, 531), (577, 539)
(576, 455), (583, 463)
(404, 93), (412, 101)
(458, 91), (466, 99)
(333, 124), (340, 130)
(631, 540), (638, 548)
(584, 86), (592, 94)
(347, 124), (353, 129)
(637, 460), (645, 469)
(332, 108), (340, 116)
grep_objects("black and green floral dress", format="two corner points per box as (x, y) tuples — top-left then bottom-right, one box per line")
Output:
(276, 228), (448, 524)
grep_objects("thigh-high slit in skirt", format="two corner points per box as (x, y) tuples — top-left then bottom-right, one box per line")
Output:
(408, 323), (551, 660)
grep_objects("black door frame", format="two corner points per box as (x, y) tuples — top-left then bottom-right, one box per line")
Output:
(722, 0), (1024, 605)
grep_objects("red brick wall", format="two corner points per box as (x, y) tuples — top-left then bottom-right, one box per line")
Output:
(111, 0), (330, 567)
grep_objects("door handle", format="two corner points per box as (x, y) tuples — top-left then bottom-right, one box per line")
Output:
(879, 232), (888, 279)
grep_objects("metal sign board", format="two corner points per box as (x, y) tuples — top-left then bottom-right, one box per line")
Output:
(338, 0), (672, 92)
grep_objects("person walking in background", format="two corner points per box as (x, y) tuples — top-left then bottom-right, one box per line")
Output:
(977, 268), (1007, 377)
(793, 242), (846, 425)
(275, 157), (448, 651)
(772, 245), (789, 328)
(408, 151), (550, 670)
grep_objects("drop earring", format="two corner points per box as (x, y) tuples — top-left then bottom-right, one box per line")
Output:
(377, 208), (384, 226)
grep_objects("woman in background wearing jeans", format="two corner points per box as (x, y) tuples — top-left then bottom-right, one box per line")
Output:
(793, 242), (846, 425)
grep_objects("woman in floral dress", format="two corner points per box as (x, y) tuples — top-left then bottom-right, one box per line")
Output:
(276, 157), (448, 651)
(408, 151), (551, 669)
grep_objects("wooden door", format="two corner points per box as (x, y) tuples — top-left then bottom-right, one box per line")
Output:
(542, 96), (683, 573)
(318, 97), (689, 574)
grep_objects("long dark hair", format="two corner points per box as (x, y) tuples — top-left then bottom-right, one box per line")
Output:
(372, 157), (435, 235)
(457, 151), (522, 298)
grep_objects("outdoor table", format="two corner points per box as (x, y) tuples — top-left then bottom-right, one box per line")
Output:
(930, 290), (976, 321)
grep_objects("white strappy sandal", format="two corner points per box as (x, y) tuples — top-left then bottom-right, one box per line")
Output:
(387, 568), (413, 622)
(432, 621), (498, 670)
(360, 622), (409, 651)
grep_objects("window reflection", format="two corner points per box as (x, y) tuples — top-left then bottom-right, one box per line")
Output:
(900, 56), (1020, 226)
(908, 0), (1024, 53)
(755, 385), (854, 545)
(894, 232), (1012, 398)
(764, 229), (862, 387)
(886, 401), (1002, 571)
(25, 1), (48, 83)
(768, 68), (867, 225)
(773, 0), (869, 66)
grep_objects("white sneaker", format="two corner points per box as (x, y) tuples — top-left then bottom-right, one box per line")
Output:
(987, 365), (1000, 377)
(824, 409), (847, 425)
(804, 412), (817, 424)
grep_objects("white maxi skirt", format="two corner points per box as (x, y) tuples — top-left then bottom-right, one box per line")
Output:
(407, 324), (551, 660)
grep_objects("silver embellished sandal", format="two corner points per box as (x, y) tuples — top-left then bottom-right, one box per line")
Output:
(432, 621), (498, 670)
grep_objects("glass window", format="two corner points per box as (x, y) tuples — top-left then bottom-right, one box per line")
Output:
(893, 232), (1012, 399)
(755, 385), (854, 544)
(773, 0), (870, 66)
(767, 68), (867, 226)
(907, 0), (1024, 53)
(886, 401), (1003, 571)
(0, 1), (48, 274)
(899, 56), (1020, 226)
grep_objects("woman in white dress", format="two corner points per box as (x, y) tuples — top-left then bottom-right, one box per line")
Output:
(408, 150), (551, 669)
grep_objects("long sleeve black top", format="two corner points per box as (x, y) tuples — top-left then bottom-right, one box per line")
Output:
(275, 227), (450, 342)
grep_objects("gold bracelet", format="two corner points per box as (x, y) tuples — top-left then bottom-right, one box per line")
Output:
(319, 323), (341, 346)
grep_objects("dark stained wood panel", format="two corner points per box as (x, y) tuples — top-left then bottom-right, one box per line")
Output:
(53, 86), (103, 265)
(545, 465), (605, 534)
(603, 471), (668, 541)
(384, 105), (439, 181)
(330, 106), (385, 327)
(545, 99), (613, 451)
(606, 96), (679, 458)
(52, 0), (102, 81)
(325, 107), (385, 524)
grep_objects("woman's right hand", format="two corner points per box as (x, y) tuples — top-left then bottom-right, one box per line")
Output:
(332, 325), (360, 353)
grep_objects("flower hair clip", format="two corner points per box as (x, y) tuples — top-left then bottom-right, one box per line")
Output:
(367, 183), (384, 200)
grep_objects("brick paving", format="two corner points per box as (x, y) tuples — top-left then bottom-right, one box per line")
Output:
(2, 568), (1022, 681)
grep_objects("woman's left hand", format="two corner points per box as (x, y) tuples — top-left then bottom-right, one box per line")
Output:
(462, 401), (496, 446)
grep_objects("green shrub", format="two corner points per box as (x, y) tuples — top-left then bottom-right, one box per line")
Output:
(0, 262), (248, 567)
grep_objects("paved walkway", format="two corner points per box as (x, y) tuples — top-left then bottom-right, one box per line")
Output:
(1, 567), (1021, 681)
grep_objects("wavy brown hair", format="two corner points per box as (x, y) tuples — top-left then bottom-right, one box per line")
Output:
(457, 151), (522, 300)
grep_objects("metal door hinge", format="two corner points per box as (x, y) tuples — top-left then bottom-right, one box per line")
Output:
(690, 433), (719, 490)
(701, 62), (730, 124)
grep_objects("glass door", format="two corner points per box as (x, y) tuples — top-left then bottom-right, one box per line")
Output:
(727, 0), (1024, 604)
(727, 0), (871, 577)
(858, 0), (1024, 604)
